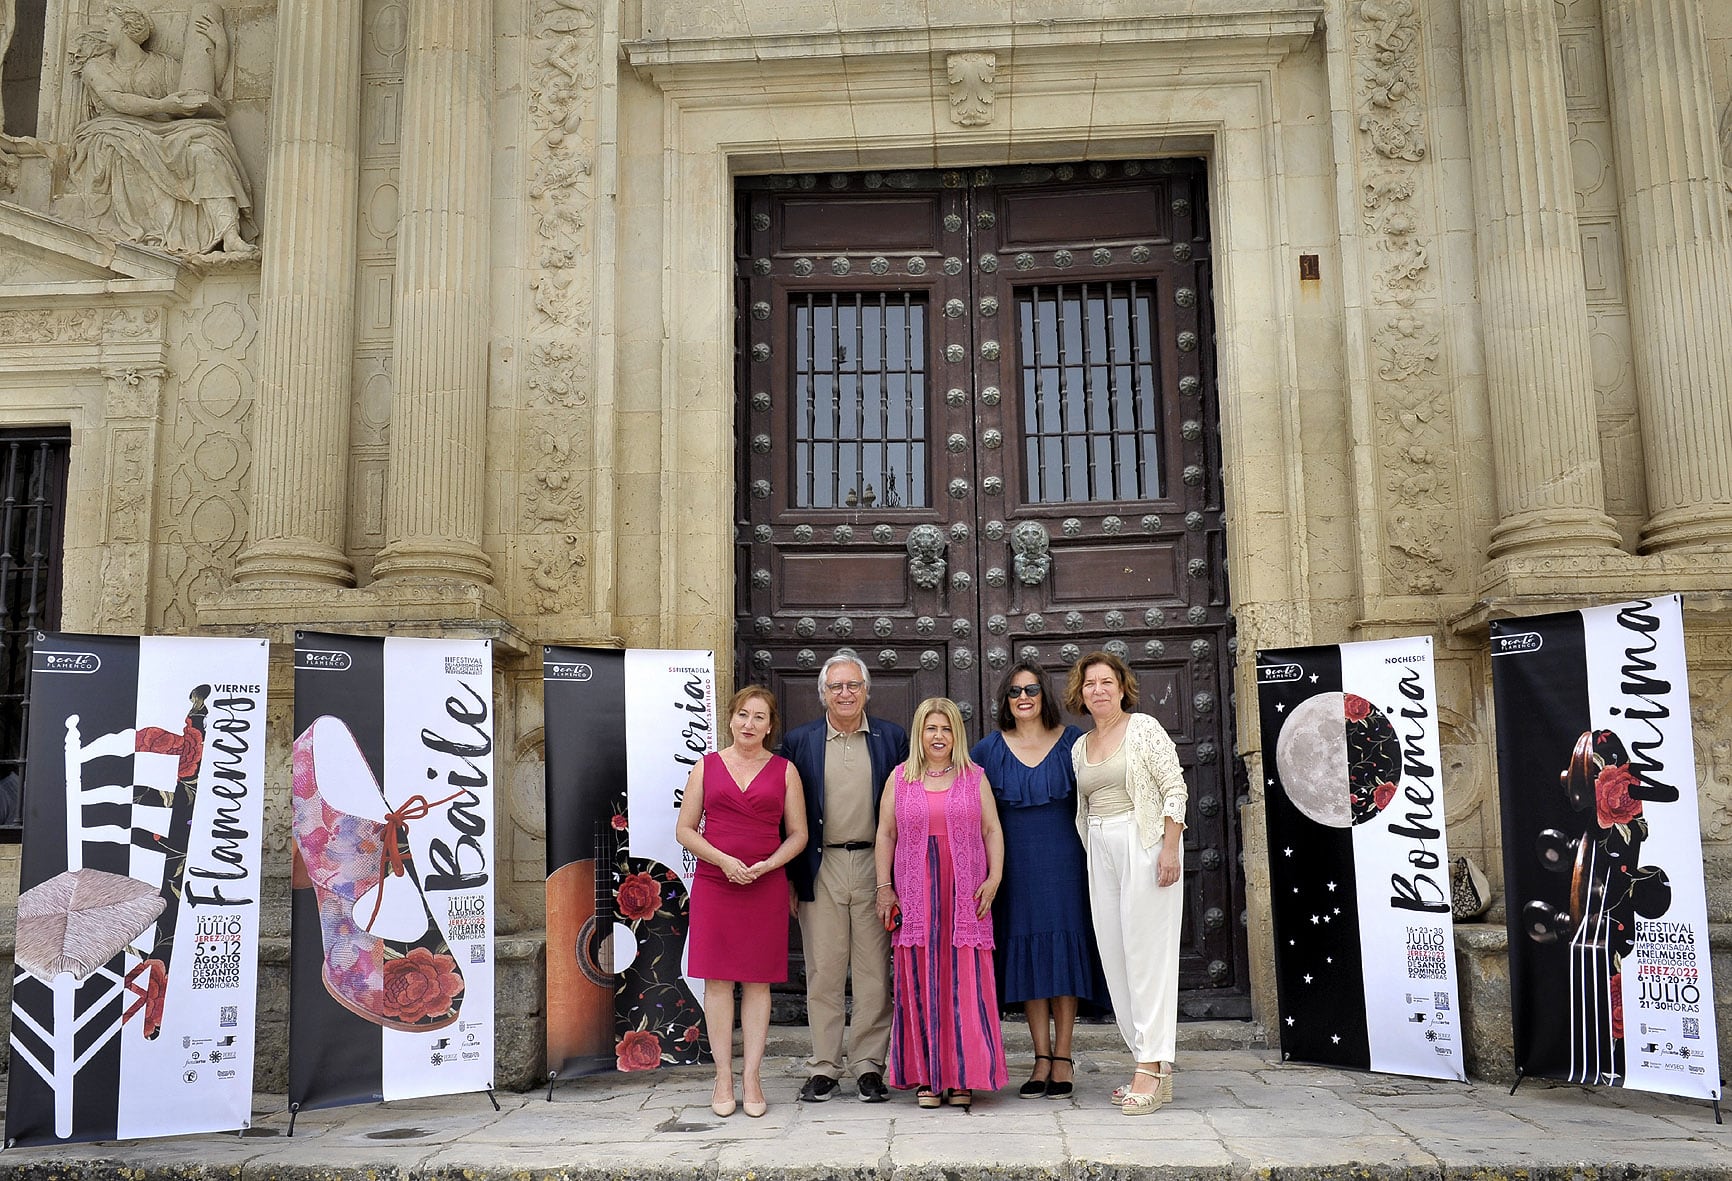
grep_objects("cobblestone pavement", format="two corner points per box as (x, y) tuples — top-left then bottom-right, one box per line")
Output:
(1, 1043), (1727, 1179)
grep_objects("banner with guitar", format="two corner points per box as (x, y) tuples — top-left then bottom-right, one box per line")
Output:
(1491, 596), (1720, 1102)
(288, 633), (495, 1111)
(543, 647), (715, 1077)
(1256, 636), (1466, 1081)
(6, 635), (269, 1146)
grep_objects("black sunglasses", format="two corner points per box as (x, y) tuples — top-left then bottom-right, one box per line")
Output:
(1005, 684), (1043, 699)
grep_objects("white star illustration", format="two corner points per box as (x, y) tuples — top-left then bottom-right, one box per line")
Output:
(1326, 881), (1338, 892)
(1288, 939), (1296, 946)
(1310, 914), (1320, 924)
(1293, 887), (1299, 894)
(1275, 702), (1286, 712)
(1333, 907), (1341, 915)
(1325, 956), (1333, 964)
(1331, 1034), (1341, 1045)
(1323, 914), (1332, 923)
(1285, 1016), (1295, 1026)
(1283, 847), (1294, 857)
(1267, 778), (1275, 787)
(1309, 674), (1319, 683)
(1303, 974), (1313, 984)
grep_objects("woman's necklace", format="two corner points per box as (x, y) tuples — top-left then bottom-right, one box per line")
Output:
(926, 762), (955, 777)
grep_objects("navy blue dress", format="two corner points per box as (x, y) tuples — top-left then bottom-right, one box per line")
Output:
(972, 727), (1105, 1005)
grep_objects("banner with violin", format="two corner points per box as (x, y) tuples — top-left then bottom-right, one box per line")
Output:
(1492, 597), (1720, 1102)
(1257, 635), (1466, 1081)
(544, 647), (714, 1077)
(5, 635), (268, 1146)
(287, 633), (495, 1111)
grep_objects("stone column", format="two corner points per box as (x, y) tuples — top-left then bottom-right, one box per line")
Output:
(1602, 0), (1732, 552)
(232, 0), (361, 586)
(1459, 0), (1622, 559)
(370, 0), (494, 584)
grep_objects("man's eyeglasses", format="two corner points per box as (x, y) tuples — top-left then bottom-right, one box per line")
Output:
(1005, 684), (1042, 699)
(825, 680), (865, 694)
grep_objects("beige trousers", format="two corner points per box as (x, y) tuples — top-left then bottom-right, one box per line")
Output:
(1087, 812), (1184, 1064)
(797, 847), (892, 1079)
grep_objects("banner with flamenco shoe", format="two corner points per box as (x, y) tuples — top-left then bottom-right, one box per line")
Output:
(543, 647), (713, 1079)
(1491, 596), (1720, 1102)
(1256, 636), (1465, 1081)
(288, 633), (495, 1111)
(6, 634), (269, 1146)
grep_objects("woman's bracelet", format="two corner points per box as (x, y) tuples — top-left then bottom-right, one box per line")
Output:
(875, 882), (893, 891)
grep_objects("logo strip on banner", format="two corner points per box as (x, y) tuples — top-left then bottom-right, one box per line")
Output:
(288, 633), (495, 1113)
(6, 635), (269, 1147)
(1257, 639), (1464, 1082)
(1494, 598), (1720, 1102)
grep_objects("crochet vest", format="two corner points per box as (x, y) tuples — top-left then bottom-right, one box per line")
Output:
(890, 763), (994, 949)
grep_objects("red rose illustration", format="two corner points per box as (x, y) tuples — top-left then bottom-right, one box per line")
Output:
(616, 1028), (663, 1072)
(1373, 781), (1397, 811)
(381, 947), (464, 1025)
(681, 1024), (701, 1044)
(610, 813), (629, 831)
(1609, 973), (1624, 1040)
(1595, 763), (1643, 829)
(616, 871), (662, 921)
(1344, 694), (1372, 722)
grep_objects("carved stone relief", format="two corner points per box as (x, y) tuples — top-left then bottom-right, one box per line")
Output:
(946, 51), (996, 128)
(1351, 1), (1463, 596)
(158, 280), (256, 631)
(66, 2), (257, 256)
(1692, 667), (1732, 841)
(519, 0), (598, 616)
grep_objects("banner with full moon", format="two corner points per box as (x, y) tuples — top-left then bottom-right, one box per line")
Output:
(1491, 596), (1720, 1102)
(543, 647), (715, 1078)
(288, 633), (495, 1113)
(6, 634), (269, 1147)
(1256, 636), (1465, 1081)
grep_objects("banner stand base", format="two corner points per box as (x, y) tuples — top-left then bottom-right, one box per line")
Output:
(1713, 1093), (1722, 1126)
(485, 1087), (501, 1113)
(1508, 1070), (1523, 1097)
(287, 1103), (299, 1138)
(546, 1071), (557, 1102)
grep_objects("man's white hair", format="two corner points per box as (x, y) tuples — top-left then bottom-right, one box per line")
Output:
(816, 650), (870, 703)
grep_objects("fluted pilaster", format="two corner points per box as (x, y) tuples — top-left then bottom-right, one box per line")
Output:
(233, 0), (362, 586)
(372, 0), (494, 585)
(1602, 0), (1732, 552)
(1459, 0), (1621, 559)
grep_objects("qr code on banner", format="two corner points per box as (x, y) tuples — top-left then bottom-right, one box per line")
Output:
(1684, 1017), (1700, 1040)
(471, 944), (486, 964)
(220, 1006), (237, 1028)
(1434, 992), (1451, 1011)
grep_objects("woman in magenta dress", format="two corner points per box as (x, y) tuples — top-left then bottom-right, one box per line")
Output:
(676, 687), (807, 1118)
(873, 697), (1008, 1109)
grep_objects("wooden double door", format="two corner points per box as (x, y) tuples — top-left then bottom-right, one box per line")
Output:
(734, 161), (1248, 1010)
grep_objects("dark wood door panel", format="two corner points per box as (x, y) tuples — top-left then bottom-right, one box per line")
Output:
(737, 162), (1248, 1015)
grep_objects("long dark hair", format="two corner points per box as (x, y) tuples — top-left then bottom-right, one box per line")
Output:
(994, 660), (1061, 732)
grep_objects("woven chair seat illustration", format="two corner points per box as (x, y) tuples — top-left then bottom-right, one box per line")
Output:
(14, 868), (166, 984)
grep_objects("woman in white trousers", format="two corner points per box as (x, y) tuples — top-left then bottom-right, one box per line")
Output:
(1066, 650), (1187, 1115)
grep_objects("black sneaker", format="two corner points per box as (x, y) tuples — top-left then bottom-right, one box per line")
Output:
(798, 1074), (838, 1102)
(856, 1072), (889, 1103)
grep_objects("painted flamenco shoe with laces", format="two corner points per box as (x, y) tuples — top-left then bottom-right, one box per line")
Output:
(292, 715), (467, 1032)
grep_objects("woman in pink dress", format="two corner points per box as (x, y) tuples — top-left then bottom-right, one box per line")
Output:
(677, 687), (807, 1118)
(873, 697), (1008, 1109)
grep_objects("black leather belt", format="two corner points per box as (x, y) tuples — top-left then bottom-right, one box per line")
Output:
(825, 841), (873, 851)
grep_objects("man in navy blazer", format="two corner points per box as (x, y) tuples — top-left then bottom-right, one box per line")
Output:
(780, 651), (907, 1103)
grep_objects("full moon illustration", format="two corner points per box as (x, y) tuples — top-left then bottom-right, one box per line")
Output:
(1275, 692), (1351, 827)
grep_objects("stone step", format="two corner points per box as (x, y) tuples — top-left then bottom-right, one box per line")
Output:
(764, 1016), (1267, 1059)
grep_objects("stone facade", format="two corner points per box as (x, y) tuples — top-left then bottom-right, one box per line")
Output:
(0, 0), (1730, 1088)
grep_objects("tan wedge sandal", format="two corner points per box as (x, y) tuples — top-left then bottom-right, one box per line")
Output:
(1121, 1067), (1166, 1116)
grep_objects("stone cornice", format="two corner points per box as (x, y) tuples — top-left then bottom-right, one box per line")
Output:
(1448, 552), (1732, 635)
(195, 582), (534, 658)
(625, 8), (1323, 78)
(0, 199), (195, 298)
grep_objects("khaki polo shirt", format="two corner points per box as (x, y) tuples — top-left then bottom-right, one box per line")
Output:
(821, 717), (877, 845)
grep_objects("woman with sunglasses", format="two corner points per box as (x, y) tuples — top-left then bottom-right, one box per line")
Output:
(968, 661), (1103, 1100)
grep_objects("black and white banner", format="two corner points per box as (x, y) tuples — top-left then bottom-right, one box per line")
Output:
(543, 647), (713, 1075)
(1257, 636), (1465, 1081)
(1491, 597), (1720, 1101)
(6, 634), (269, 1146)
(288, 633), (494, 1110)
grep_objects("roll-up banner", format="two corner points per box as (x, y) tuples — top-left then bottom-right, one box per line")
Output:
(288, 633), (495, 1111)
(6, 634), (269, 1146)
(1256, 636), (1465, 1081)
(1491, 596), (1720, 1101)
(543, 647), (714, 1076)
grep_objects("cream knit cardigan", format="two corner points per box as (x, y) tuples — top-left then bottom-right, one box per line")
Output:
(1071, 712), (1188, 850)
